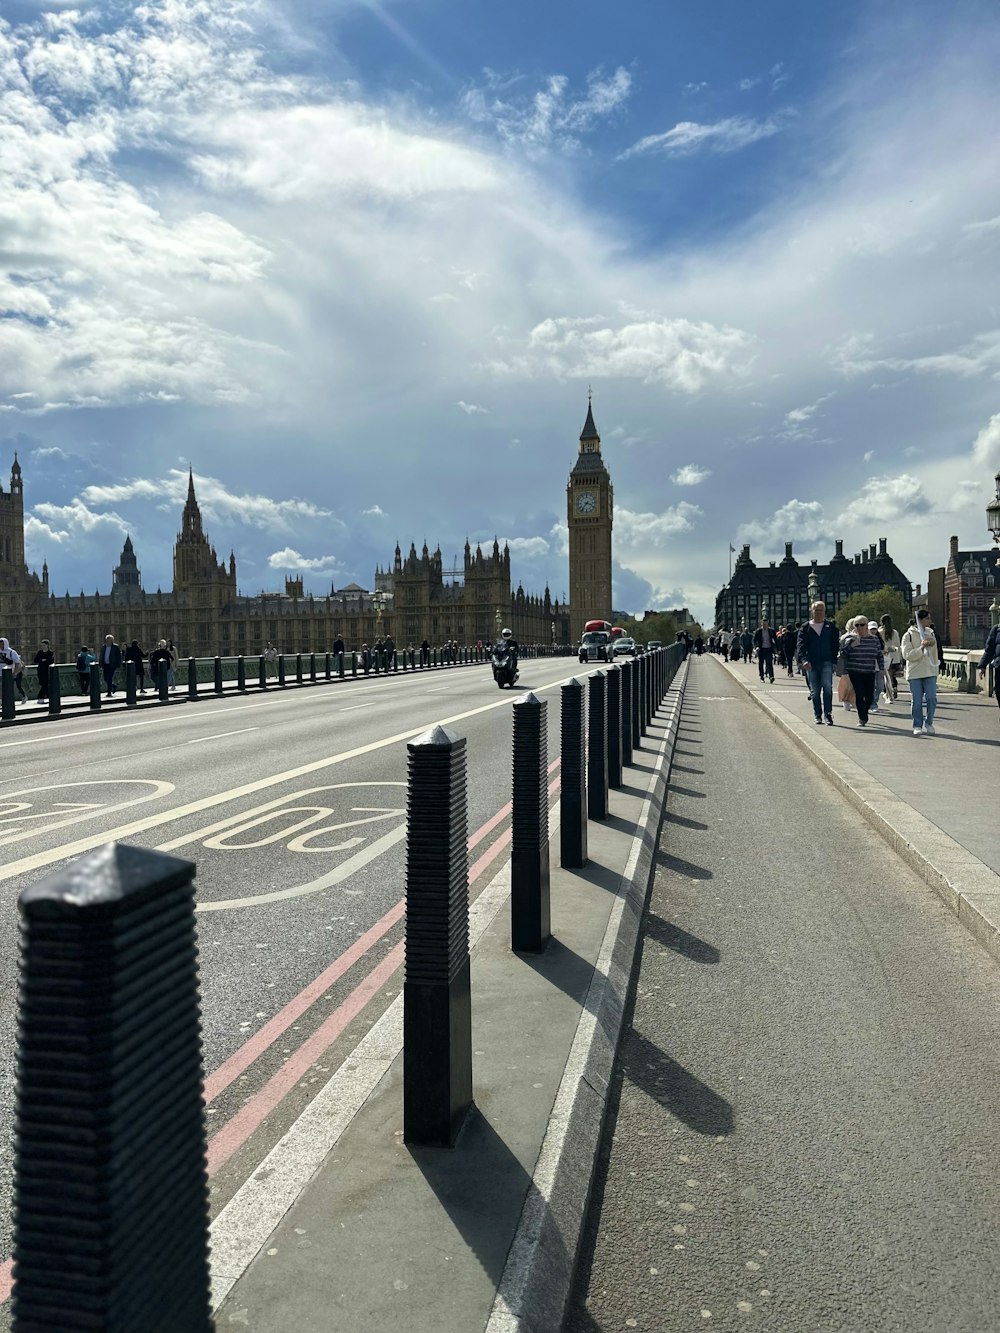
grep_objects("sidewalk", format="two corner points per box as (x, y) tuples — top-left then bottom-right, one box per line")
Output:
(567, 656), (1000, 1333)
(710, 653), (1000, 962)
(211, 667), (687, 1331)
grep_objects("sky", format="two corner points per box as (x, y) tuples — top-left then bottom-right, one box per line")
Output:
(2, 0), (999, 625)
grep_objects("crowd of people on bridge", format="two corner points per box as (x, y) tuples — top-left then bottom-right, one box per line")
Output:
(707, 603), (999, 735)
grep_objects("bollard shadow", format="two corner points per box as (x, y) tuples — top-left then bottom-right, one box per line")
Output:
(409, 1106), (567, 1289)
(622, 1032), (734, 1136)
(665, 783), (705, 800)
(670, 763), (704, 776)
(664, 809), (708, 830)
(654, 849), (713, 880)
(673, 747), (702, 758)
(514, 936), (599, 1006)
(643, 913), (719, 964)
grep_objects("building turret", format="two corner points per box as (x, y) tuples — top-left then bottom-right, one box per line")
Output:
(113, 534), (142, 593)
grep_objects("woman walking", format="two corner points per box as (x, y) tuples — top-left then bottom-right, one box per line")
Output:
(841, 616), (884, 728)
(879, 615), (902, 700)
(901, 608), (939, 735)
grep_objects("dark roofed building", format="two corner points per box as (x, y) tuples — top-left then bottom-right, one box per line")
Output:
(715, 537), (912, 631)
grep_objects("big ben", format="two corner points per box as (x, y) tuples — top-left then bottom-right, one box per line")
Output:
(567, 395), (613, 641)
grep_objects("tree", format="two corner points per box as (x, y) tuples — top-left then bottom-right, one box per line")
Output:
(833, 586), (912, 633)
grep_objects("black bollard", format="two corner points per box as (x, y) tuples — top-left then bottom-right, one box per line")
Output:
(12, 843), (212, 1332)
(587, 672), (609, 820)
(188, 657), (198, 701)
(324, 652), (332, 682)
(310, 652), (317, 684)
(237, 655), (247, 692)
(295, 653), (303, 686)
(630, 659), (641, 749)
(373, 650), (380, 676)
(159, 659), (170, 703)
(214, 656), (224, 696)
(511, 692), (551, 953)
(403, 725), (473, 1148)
(2, 671), (15, 721)
(278, 655), (287, 688)
(125, 660), (137, 709)
(560, 679), (588, 869)
(89, 663), (102, 712)
(606, 665), (622, 789)
(351, 651), (358, 677)
(259, 654), (267, 690)
(338, 652), (345, 679)
(47, 666), (62, 718)
(640, 656), (649, 734)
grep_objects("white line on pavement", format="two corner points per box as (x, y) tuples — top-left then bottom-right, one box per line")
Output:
(339, 704), (375, 712)
(187, 728), (259, 745)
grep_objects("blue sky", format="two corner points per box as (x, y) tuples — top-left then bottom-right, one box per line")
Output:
(2, 0), (999, 624)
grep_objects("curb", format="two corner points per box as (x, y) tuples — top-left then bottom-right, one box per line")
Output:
(714, 656), (1000, 963)
(485, 656), (690, 1333)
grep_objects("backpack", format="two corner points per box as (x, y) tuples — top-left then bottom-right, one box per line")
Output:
(77, 651), (89, 672)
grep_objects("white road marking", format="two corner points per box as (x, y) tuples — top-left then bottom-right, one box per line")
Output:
(0, 780), (174, 852)
(187, 728), (259, 745)
(338, 704), (375, 712)
(0, 665), (581, 880)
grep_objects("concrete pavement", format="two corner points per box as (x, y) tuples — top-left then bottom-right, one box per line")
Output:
(567, 655), (1000, 1333)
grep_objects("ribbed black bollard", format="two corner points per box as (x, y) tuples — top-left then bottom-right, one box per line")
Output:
(511, 692), (550, 952)
(12, 843), (212, 1332)
(2, 671), (14, 721)
(188, 658), (198, 701)
(89, 664), (102, 712)
(214, 657), (223, 696)
(295, 653), (303, 686)
(587, 672), (609, 820)
(324, 652), (331, 682)
(640, 655), (649, 734)
(606, 665), (622, 789)
(278, 655), (287, 688)
(158, 659), (169, 703)
(237, 655), (247, 692)
(404, 726), (472, 1148)
(351, 652), (358, 677)
(630, 659), (641, 749)
(337, 652), (345, 679)
(125, 660), (137, 709)
(47, 667), (62, 718)
(560, 679), (587, 869)
(373, 651), (380, 676)
(310, 652), (317, 684)
(258, 655), (267, 690)
(645, 653), (653, 726)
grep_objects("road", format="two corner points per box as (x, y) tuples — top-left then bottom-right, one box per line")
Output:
(0, 656), (584, 1310)
(566, 656), (1000, 1333)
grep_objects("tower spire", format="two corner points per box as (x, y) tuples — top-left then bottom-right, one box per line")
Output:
(579, 394), (600, 448)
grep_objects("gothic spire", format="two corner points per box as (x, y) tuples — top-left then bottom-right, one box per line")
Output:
(579, 395), (600, 444)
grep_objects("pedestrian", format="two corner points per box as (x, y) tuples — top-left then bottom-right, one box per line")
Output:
(1, 637), (27, 702)
(166, 638), (177, 690)
(753, 618), (776, 682)
(333, 634), (345, 664)
(148, 639), (172, 691)
(99, 634), (122, 697)
(384, 633), (396, 668)
(879, 615), (902, 700)
(76, 645), (95, 694)
(263, 641), (278, 678)
(419, 637), (430, 667)
(867, 621), (885, 714)
(840, 615), (884, 728)
(796, 601), (839, 726)
(901, 608), (940, 736)
(125, 639), (147, 693)
(979, 621), (999, 719)
(34, 639), (54, 704)
(740, 629), (753, 662)
(694, 634), (704, 655)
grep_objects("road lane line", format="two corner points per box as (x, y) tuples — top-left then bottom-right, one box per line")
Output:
(187, 728), (259, 745)
(338, 703), (374, 712)
(0, 665), (582, 880)
(0, 702), (268, 749)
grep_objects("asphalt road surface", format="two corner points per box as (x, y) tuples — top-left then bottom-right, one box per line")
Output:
(567, 656), (1000, 1333)
(0, 655), (583, 1311)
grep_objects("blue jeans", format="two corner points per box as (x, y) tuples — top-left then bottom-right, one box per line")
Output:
(806, 663), (833, 719)
(910, 675), (937, 728)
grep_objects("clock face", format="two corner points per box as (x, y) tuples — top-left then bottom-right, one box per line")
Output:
(576, 491), (597, 515)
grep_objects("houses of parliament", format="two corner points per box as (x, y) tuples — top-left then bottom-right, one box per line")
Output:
(0, 405), (615, 658)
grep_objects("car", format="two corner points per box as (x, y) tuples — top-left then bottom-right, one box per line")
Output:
(612, 636), (637, 656)
(579, 631), (612, 663)
(647, 640), (662, 650)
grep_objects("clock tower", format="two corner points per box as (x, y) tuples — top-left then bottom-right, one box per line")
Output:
(567, 396), (613, 640)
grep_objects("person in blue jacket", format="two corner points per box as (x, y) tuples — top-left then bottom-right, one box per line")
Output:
(796, 600), (841, 726)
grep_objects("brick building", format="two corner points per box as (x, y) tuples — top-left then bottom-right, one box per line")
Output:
(933, 536), (1000, 648)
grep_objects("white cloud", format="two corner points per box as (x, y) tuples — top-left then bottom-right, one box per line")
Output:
(457, 401), (489, 415)
(267, 547), (339, 573)
(863, 449), (875, 462)
(784, 394), (833, 426)
(833, 329), (1000, 380)
(488, 315), (753, 392)
(835, 474), (931, 525)
(739, 77), (761, 91)
(671, 464), (712, 486)
(619, 114), (787, 161)
(616, 503), (703, 549)
(81, 470), (334, 532)
(972, 413), (1000, 468)
(460, 65), (631, 153)
(682, 81), (708, 95)
(363, 505), (386, 517)
(497, 536), (550, 557)
(738, 500), (831, 548)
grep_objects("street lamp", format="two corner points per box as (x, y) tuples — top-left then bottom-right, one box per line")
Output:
(988, 471), (1000, 546)
(495, 608), (502, 641)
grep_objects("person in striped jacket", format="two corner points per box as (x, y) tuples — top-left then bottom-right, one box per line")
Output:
(841, 616), (885, 728)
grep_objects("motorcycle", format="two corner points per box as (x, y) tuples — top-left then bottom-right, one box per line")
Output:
(491, 643), (519, 689)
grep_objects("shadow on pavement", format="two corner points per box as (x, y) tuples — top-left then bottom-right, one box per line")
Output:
(655, 849), (713, 880)
(666, 784), (706, 800)
(644, 913), (719, 965)
(623, 1031), (734, 1136)
(664, 809), (708, 830)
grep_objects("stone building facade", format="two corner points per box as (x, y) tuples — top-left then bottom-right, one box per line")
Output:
(935, 535), (1000, 648)
(0, 458), (569, 661)
(715, 537), (912, 631)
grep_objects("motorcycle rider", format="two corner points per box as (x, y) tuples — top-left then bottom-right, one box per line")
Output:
(492, 627), (520, 685)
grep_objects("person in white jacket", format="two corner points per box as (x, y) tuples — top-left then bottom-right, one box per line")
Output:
(900, 608), (939, 736)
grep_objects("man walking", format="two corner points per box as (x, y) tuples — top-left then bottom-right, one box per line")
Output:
(34, 639), (54, 704)
(740, 628), (753, 662)
(753, 618), (776, 683)
(125, 639), (147, 693)
(797, 602), (839, 726)
(100, 634), (122, 696)
(979, 621), (999, 720)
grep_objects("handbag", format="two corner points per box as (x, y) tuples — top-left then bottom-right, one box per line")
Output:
(836, 650), (846, 675)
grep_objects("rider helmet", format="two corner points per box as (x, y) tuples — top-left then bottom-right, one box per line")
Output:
(502, 628), (513, 639)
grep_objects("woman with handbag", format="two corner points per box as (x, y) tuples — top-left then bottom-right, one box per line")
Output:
(837, 621), (856, 712)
